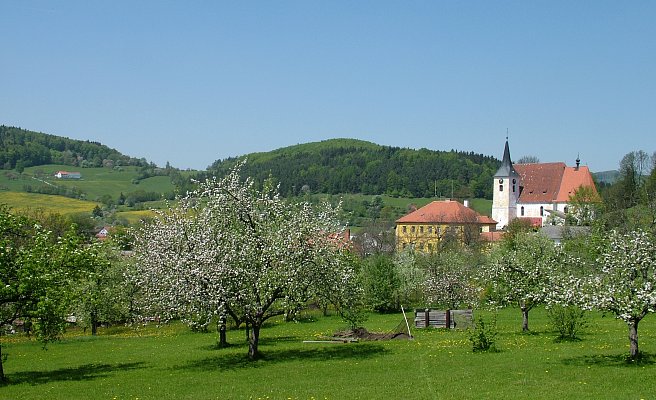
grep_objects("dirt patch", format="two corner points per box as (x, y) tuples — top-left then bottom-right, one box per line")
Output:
(333, 327), (411, 341)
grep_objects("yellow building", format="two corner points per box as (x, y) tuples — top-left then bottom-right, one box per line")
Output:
(395, 200), (497, 252)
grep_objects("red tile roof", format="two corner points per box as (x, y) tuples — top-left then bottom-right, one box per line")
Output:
(396, 200), (497, 226)
(514, 162), (597, 203)
(514, 163), (566, 203)
(518, 217), (543, 227)
(480, 231), (505, 242)
(556, 166), (598, 202)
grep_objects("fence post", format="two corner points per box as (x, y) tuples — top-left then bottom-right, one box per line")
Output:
(445, 309), (451, 329)
(425, 309), (430, 328)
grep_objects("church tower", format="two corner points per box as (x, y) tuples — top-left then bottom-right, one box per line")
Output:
(492, 140), (520, 230)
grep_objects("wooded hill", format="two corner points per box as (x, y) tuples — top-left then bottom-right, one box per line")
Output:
(208, 139), (501, 199)
(3, 127), (502, 200)
(0, 125), (147, 171)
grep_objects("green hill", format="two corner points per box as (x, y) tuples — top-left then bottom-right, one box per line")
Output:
(0, 125), (147, 170)
(209, 138), (501, 199)
(0, 164), (177, 203)
(2, 129), (498, 228)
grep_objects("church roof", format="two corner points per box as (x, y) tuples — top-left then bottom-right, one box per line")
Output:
(396, 200), (497, 225)
(556, 165), (597, 202)
(514, 162), (598, 203)
(494, 140), (519, 178)
(514, 162), (566, 203)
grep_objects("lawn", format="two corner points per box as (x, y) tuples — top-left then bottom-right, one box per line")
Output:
(2, 307), (655, 399)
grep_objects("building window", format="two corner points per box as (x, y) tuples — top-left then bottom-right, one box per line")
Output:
(521, 206), (525, 216)
(428, 226), (433, 234)
(411, 226), (415, 233)
(499, 184), (503, 192)
(513, 184), (516, 192)
(420, 226), (424, 234)
(540, 206), (544, 216)
(402, 226), (407, 233)
(564, 206), (569, 213)
(428, 243), (433, 252)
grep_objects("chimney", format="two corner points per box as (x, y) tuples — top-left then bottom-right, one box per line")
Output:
(575, 154), (580, 171)
(463, 199), (470, 208)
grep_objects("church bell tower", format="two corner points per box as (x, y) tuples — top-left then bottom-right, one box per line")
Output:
(492, 140), (520, 230)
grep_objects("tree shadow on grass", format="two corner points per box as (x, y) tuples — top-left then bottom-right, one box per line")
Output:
(201, 336), (300, 351)
(561, 352), (656, 367)
(5, 362), (146, 386)
(180, 343), (388, 372)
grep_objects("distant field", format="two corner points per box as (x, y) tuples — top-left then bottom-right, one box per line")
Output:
(0, 192), (99, 214)
(116, 209), (157, 224)
(338, 194), (493, 216)
(0, 165), (176, 202)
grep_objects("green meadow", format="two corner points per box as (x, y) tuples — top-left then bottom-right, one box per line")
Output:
(0, 165), (176, 201)
(0, 192), (99, 215)
(2, 307), (655, 399)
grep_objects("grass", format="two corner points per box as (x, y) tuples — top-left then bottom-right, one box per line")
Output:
(0, 165), (175, 202)
(2, 307), (656, 399)
(0, 192), (99, 214)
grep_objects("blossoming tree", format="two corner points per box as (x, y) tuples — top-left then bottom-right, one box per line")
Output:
(132, 164), (358, 359)
(485, 232), (559, 332)
(579, 230), (656, 360)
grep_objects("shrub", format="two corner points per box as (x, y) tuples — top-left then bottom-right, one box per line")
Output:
(469, 314), (498, 352)
(547, 305), (587, 341)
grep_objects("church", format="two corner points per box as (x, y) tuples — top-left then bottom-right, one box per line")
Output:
(491, 140), (598, 230)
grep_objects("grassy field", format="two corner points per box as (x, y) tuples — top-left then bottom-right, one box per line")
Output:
(0, 192), (99, 215)
(0, 165), (176, 202)
(2, 307), (655, 399)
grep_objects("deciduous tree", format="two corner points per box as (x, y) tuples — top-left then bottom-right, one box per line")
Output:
(132, 164), (359, 359)
(484, 232), (559, 332)
(0, 206), (98, 381)
(576, 230), (656, 360)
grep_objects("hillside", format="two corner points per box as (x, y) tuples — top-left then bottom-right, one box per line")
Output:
(209, 138), (501, 199)
(0, 125), (147, 170)
(593, 170), (620, 185)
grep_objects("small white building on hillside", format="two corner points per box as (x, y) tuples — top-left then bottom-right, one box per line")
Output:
(54, 171), (82, 179)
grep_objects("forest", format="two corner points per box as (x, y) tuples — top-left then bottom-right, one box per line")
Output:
(0, 125), (147, 171)
(208, 139), (501, 199)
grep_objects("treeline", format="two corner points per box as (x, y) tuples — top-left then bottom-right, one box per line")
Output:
(0, 125), (147, 170)
(208, 139), (500, 199)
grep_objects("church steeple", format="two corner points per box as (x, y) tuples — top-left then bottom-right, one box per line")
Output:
(492, 139), (520, 230)
(494, 140), (518, 177)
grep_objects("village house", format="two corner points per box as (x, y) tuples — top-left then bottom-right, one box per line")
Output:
(395, 199), (497, 252)
(491, 140), (598, 230)
(95, 226), (112, 241)
(54, 171), (82, 179)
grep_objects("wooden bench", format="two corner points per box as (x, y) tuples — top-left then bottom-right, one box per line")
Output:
(414, 309), (473, 329)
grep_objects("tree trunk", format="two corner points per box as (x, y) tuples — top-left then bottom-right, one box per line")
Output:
(629, 319), (640, 360)
(0, 343), (5, 382)
(245, 321), (250, 342)
(217, 315), (228, 348)
(91, 311), (98, 336)
(248, 323), (261, 360)
(521, 306), (530, 332)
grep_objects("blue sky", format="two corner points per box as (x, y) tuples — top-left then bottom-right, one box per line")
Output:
(2, 1), (655, 172)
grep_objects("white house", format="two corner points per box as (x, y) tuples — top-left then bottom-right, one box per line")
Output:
(492, 140), (598, 230)
(54, 171), (82, 179)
